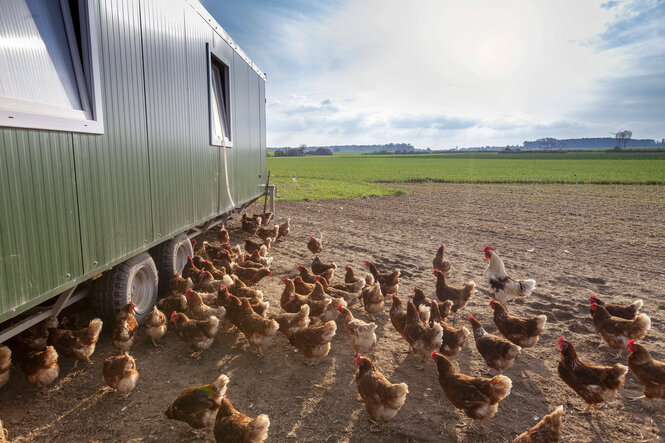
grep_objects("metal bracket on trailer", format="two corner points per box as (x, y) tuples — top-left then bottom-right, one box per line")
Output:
(0, 285), (90, 344)
(263, 184), (275, 216)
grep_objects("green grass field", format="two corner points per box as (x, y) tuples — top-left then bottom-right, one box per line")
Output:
(267, 151), (665, 201)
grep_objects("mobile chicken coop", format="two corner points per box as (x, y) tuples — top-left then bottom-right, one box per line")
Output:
(0, 0), (269, 340)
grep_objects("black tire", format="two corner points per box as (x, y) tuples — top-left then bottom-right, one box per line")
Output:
(152, 233), (193, 294)
(93, 252), (158, 325)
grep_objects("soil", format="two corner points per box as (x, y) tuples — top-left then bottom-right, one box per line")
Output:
(1, 182), (664, 442)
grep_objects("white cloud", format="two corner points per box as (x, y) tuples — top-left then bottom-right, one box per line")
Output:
(209, 0), (664, 147)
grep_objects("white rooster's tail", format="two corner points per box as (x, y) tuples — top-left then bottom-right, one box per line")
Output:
(516, 279), (536, 298)
(631, 299), (644, 313)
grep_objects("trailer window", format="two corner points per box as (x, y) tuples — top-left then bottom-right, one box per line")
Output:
(209, 58), (232, 147)
(0, 0), (104, 134)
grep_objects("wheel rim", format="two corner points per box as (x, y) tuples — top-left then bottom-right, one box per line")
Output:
(131, 265), (154, 315)
(175, 241), (190, 275)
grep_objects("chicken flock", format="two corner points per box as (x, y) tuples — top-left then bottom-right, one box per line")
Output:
(0, 213), (662, 442)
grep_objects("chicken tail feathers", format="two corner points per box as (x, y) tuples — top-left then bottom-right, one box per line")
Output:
(89, 317), (104, 333)
(457, 327), (471, 346)
(321, 321), (338, 342)
(489, 374), (512, 401)
(222, 274), (234, 287)
(267, 319), (280, 336)
(418, 305), (431, 324)
(635, 313), (651, 332)
(631, 299), (644, 313)
(516, 279), (536, 297)
(212, 374), (230, 396)
(534, 315), (548, 331)
(247, 414), (270, 442)
(206, 316), (221, 336)
(609, 363), (629, 384)
(392, 382), (409, 400)
(548, 405), (564, 421)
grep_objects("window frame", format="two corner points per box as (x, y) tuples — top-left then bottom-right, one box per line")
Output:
(0, 0), (104, 134)
(207, 43), (233, 148)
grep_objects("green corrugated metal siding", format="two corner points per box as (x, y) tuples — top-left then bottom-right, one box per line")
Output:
(184, 5), (218, 220)
(0, 0), (266, 325)
(141, 0), (194, 240)
(249, 71), (262, 195)
(73, 0), (153, 275)
(232, 52), (251, 204)
(0, 129), (83, 316)
(259, 79), (267, 181)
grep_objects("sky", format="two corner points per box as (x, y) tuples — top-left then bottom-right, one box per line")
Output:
(202, 0), (665, 149)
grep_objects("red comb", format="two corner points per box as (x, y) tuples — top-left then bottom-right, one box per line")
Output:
(297, 265), (302, 270)
(432, 269), (437, 275)
(345, 265), (349, 270)
(589, 295), (596, 301)
(558, 336), (565, 343)
(431, 350), (437, 358)
(187, 255), (191, 259)
(186, 288), (192, 293)
(268, 271), (272, 276)
(337, 304), (343, 310)
(353, 354), (361, 362)
(364, 260), (370, 265)
(627, 339), (636, 346)
(191, 239), (197, 245)
(283, 277), (288, 283)
(227, 293), (232, 300)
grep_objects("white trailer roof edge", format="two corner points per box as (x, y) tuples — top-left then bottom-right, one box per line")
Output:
(186, 0), (266, 81)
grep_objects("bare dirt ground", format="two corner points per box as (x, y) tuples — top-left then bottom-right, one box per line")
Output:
(1, 182), (664, 442)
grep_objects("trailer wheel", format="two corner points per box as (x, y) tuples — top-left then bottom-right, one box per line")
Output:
(93, 252), (158, 324)
(152, 233), (193, 293)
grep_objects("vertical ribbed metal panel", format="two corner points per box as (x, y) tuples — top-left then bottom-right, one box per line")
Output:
(184, 5), (218, 220)
(0, 128), (82, 314)
(232, 51), (251, 203)
(72, 0), (152, 273)
(248, 71), (262, 194)
(140, 0), (193, 240)
(259, 78), (267, 180)
(0, 0), (267, 323)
